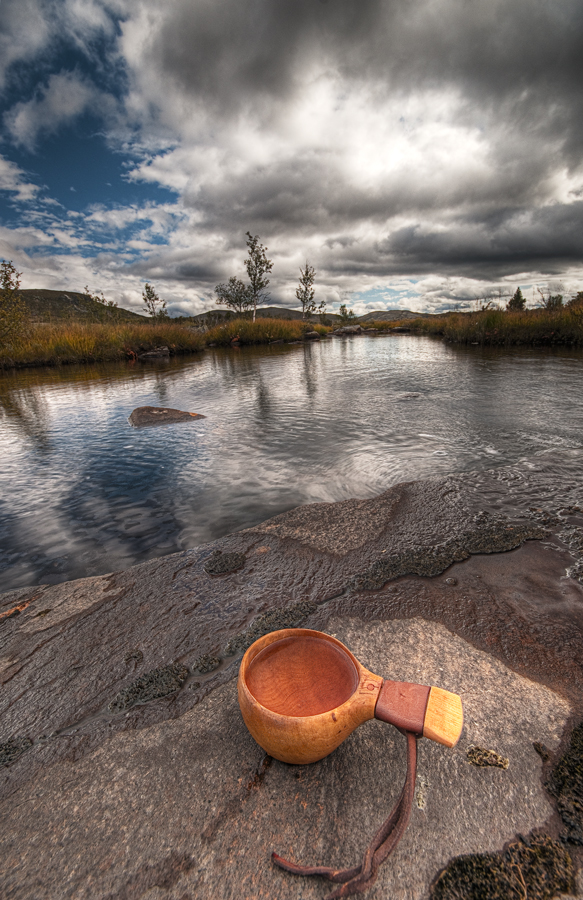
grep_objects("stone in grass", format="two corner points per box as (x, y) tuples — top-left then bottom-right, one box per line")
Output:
(107, 663), (189, 714)
(203, 550), (246, 576)
(128, 406), (205, 427)
(0, 737), (32, 767)
(431, 834), (574, 900)
(138, 346), (170, 359)
(547, 719), (583, 844)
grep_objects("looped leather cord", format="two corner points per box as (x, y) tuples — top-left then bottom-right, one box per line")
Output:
(272, 730), (418, 899)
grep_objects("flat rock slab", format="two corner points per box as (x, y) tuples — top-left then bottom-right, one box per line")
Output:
(128, 406), (206, 427)
(2, 472), (583, 898)
(0, 617), (574, 900)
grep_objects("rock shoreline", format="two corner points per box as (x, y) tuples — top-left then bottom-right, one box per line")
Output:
(2, 475), (583, 898)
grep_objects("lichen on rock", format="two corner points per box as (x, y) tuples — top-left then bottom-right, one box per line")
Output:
(203, 550), (246, 576)
(107, 663), (189, 713)
(467, 746), (509, 769)
(223, 599), (317, 656)
(192, 654), (221, 674)
(534, 742), (551, 762)
(352, 520), (547, 591)
(547, 720), (583, 844)
(0, 737), (32, 767)
(431, 834), (574, 900)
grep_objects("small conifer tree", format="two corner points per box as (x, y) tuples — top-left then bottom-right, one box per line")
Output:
(507, 287), (526, 311)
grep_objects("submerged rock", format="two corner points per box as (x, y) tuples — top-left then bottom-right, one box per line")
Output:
(128, 405), (206, 427)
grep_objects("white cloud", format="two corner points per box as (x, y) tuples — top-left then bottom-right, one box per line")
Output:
(0, 0), (51, 91)
(5, 72), (99, 150)
(0, 155), (40, 201)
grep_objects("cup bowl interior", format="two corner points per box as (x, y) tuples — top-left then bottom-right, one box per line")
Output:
(244, 633), (359, 717)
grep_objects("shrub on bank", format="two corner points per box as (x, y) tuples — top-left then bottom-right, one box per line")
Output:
(411, 307), (583, 346)
(205, 317), (331, 346)
(0, 321), (206, 368)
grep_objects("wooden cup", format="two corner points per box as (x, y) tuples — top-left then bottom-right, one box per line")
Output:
(238, 628), (463, 764)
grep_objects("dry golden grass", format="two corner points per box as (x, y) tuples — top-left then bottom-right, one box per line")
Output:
(205, 317), (331, 345)
(411, 307), (583, 346)
(0, 317), (336, 368)
(0, 321), (206, 368)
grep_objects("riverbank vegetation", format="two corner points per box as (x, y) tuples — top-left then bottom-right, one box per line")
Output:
(410, 303), (583, 346)
(0, 321), (206, 368)
(205, 317), (330, 346)
(0, 317), (334, 369)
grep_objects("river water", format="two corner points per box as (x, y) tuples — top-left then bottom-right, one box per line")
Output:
(1, 335), (583, 592)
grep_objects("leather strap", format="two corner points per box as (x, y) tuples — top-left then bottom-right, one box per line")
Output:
(272, 730), (418, 898)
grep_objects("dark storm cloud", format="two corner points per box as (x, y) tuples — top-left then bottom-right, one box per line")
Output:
(2, 0), (583, 308)
(136, 0), (583, 282)
(380, 200), (583, 278)
(154, 0), (583, 151)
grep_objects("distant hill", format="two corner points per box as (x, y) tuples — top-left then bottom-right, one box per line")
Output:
(186, 306), (333, 324)
(189, 306), (430, 324)
(357, 309), (430, 323)
(19, 291), (435, 326)
(19, 290), (148, 323)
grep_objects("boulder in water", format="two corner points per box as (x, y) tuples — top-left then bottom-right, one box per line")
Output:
(128, 406), (205, 427)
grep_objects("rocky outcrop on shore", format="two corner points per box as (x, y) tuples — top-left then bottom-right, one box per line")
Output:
(2, 476), (583, 898)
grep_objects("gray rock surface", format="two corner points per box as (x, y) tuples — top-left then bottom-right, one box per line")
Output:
(2, 473), (583, 898)
(0, 617), (573, 900)
(128, 406), (206, 427)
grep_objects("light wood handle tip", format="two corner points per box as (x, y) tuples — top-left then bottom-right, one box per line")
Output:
(423, 686), (463, 747)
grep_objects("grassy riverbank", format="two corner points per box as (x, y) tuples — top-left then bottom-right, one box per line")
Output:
(0, 317), (331, 368)
(205, 317), (330, 345)
(0, 321), (206, 368)
(3, 307), (583, 368)
(410, 307), (583, 346)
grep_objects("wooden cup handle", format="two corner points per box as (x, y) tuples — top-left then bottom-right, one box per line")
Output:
(375, 680), (463, 748)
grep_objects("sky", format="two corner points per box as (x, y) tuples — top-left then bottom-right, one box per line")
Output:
(0, 0), (582, 318)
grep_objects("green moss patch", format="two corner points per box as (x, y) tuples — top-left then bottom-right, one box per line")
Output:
(431, 835), (574, 900)
(547, 720), (583, 844)
(108, 663), (189, 713)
